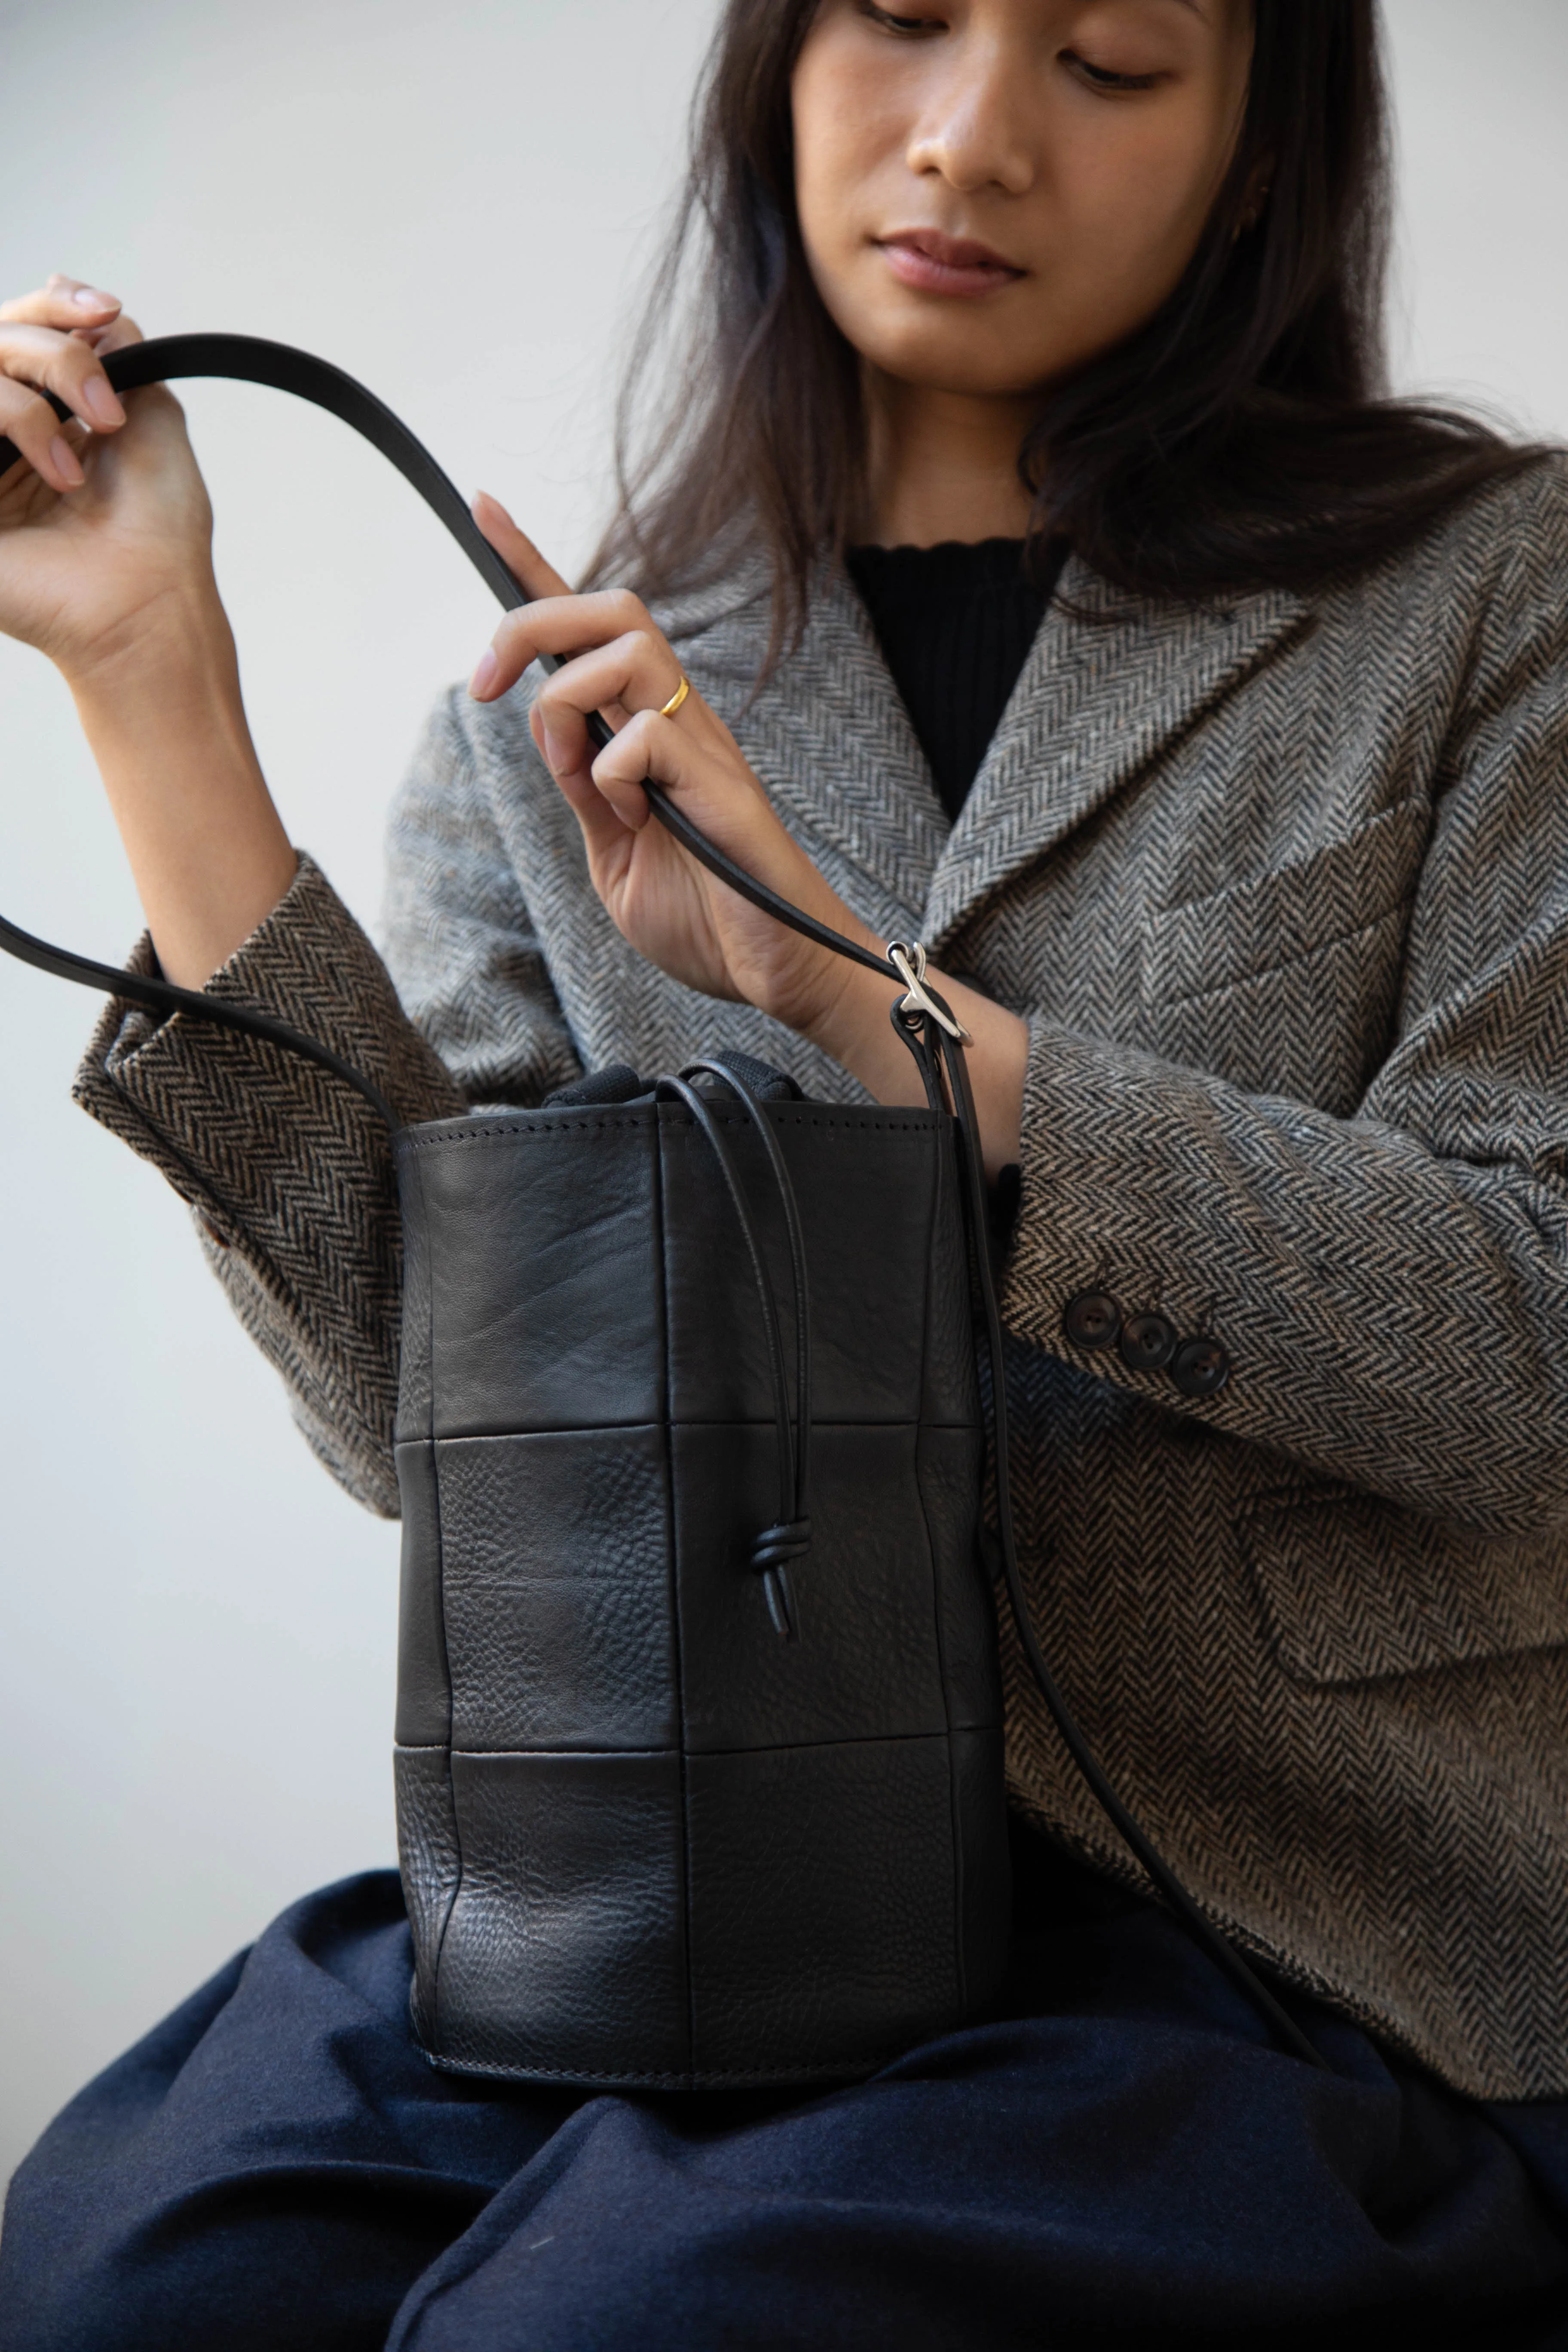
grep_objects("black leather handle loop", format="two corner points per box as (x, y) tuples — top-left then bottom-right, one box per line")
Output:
(0, 334), (525, 609)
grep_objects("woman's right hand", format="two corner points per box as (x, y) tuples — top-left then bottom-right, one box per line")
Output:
(0, 274), (223, 689)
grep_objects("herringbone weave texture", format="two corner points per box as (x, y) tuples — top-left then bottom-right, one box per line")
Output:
(77, 460), (1568, 2100)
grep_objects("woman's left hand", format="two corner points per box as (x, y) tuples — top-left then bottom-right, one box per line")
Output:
(468, 496), (1029, 1173)
(468, 496), (875, 1046)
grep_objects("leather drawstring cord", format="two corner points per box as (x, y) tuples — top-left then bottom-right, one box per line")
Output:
(0, 334), (1329, 2072)
(662, 1064), (812, 1642)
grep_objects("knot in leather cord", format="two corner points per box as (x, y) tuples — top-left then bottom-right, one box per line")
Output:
(751, 1519), (811, 1569)
(750, 1523), (810, 1641)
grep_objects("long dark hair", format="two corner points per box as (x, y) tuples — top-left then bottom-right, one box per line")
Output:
(596, 0), (1542, 650)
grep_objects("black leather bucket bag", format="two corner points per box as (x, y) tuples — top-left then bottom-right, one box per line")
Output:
(0, 340), (1325, 2087)
(393, 1058), (1008, 2087)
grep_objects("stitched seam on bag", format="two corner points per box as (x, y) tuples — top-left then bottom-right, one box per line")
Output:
(448, 1730), (956, 1761)
(422, 2050), (888, 2088)
(653, 1114), (698, 2079)
(426, 1417), (980, 1443)
(912, 1118), (966, 2017)
(397, 1112), (938, 1151)
(413, 1135), (464, 2046)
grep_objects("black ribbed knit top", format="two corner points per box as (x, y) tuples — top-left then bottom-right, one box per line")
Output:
(845, 537), (1067, 821)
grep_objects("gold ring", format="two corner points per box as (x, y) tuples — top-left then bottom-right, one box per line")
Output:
(658, 673), (691, 720)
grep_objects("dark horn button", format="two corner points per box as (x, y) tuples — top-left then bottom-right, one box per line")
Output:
(1118, 1311), (1178, 1374)
(1063, 1291), (1123, 1351)
(1170, 1336), (1232, 1399)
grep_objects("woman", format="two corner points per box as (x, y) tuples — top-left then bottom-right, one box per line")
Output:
(3, 0), (1568, 2343)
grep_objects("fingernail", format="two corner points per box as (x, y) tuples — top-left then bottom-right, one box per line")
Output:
(82, 377), (124, 429)
(72, 285), (115, 310)
(50, 436), (85, 487)
(542, 724), (569, 773)
(468, 648), (499, 699)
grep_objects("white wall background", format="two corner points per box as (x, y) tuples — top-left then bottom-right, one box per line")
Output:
(0, 0), (1565, 2184)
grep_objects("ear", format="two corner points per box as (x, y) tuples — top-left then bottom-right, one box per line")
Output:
(1235, 153), (1275, 238)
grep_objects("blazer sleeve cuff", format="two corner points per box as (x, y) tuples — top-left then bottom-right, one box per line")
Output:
(71, 850), (466, 1216)
(1001, 1014), (1237, 1406)
(69, 854), (467, 1516)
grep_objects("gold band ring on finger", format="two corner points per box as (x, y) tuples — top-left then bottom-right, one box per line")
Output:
(658, 672), (691, 720)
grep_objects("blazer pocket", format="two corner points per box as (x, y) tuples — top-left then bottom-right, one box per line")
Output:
(1246, 1486), (1568, 1687)
(1145, 798), (1431, 1007)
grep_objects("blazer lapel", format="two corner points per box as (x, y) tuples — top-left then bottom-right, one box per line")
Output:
(924, 559), (1310, 949)
(704, 562), (950, 936)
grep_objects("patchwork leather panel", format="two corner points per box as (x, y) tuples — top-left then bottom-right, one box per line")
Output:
(919, 1125), (984, 1429)
(915, 1424), (1001, 1735)
(441, 1749), (688, 2081)
(684, 1735), (957, 2078)
(436, 1426), (677, 1752)
(659, 1106), (949, 1428)
(393, 1440), (450, 1748)
(392, 1145), (435, 1442)
(949, 1723), (1012, 2015)
(409, 1113), (666, 1439)
(670, 1422), (950, 1752)
(393, 1743), (462, 2044)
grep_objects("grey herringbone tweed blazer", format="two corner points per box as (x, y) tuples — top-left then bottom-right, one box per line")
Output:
(78, 459), (1568, 2101)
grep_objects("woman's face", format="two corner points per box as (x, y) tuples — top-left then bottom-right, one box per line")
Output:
(792, 0), (1254, 401)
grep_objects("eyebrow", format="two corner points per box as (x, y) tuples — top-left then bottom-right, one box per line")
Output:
(1093, 0), (1217, 28)
(1094, 0), (1210, 17)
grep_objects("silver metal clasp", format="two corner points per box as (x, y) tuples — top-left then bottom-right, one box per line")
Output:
(887, 941), (972, 1044)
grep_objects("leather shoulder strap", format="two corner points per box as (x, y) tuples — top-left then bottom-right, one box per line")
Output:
(0, 334), (523, 607)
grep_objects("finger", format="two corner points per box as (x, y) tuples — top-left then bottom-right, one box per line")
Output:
(533, 702), (649, 868)
(470, 589), (677, 704)
(588, 707), (782, 860)
(472, 492), (572, 601)
(80, 312), (145, 357)
(587, 707), (704, 834)
(0, 273), (122, 330)
(0, 320), (126, 435)
(530, 634), (702, 775)
(0, 380), (86, 493)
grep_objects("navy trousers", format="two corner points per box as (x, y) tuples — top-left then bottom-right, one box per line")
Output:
(4, 1829), (1568, 2351)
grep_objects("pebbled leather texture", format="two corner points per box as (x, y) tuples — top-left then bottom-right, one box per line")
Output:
(392, 1085), (1009, 2090)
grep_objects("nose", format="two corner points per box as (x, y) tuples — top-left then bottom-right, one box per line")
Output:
(904, 36), (1038, 198)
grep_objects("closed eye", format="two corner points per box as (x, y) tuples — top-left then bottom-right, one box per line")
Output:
(1064, 50), (1165, 92)
(862, 4), (948, 34)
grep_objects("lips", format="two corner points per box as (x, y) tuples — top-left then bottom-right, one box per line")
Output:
(877, 229), (1025, 298)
